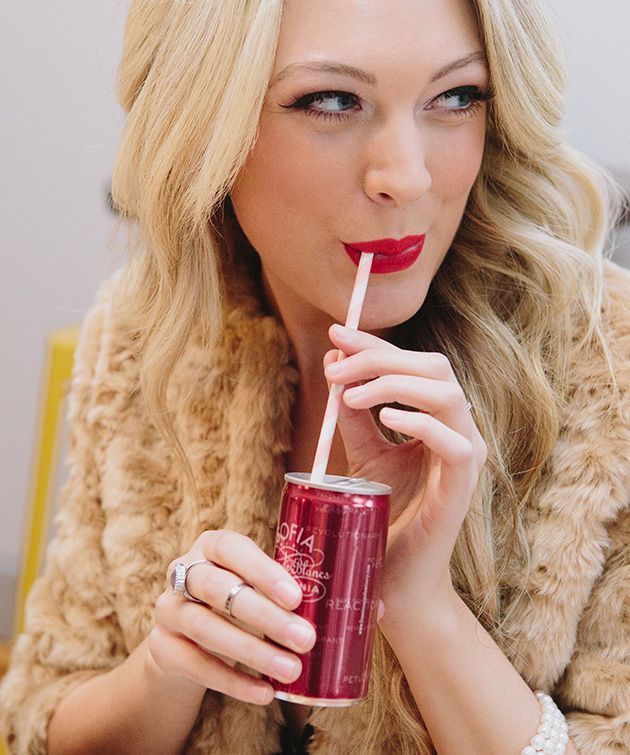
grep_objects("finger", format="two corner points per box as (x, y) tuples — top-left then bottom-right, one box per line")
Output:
(323, 349), (342, 371)
(344, 375), (471, 434)
(165, 600), (304, 686)
(148, 625), (274, 706)
(197, 530), (304, 610)
(180, 565), (316, 654)
(156, 590), (241, 666)
(322, 350), (392, 459)
(379, 408), (476, 494)
(323, 349), (367, 394)
(323, 349), (344, 391)
(337, 387), (391, 454)
(324, 346), (456, 385)
(328, 324), (399, 356)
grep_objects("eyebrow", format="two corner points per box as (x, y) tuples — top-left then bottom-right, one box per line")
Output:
(268, 51), (487, 89)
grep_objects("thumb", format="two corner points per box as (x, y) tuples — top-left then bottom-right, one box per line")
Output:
(336, 389), (384, 461)
(323, 350), (387, 463)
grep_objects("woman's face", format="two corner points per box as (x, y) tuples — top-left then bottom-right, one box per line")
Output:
(230, 0), (489, 332)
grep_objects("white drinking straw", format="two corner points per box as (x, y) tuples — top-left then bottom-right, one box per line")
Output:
(310, 252), (374, 483)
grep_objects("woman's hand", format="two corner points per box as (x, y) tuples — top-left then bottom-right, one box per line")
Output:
(148, 530), (316, 705)
(323, 324), (487, 619)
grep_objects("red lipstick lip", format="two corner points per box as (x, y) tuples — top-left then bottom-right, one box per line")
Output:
(342, 235), (426, 274)
(344, 235), (425, 256)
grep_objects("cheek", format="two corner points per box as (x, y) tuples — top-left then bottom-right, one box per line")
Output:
(234, 118), (340, 217)
(230, 126), (326, 258)
(418, 123), (485, 277)
(427, 123), (486, 201)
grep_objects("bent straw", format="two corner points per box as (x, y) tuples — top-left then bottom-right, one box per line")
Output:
(310, 252), (374, 483)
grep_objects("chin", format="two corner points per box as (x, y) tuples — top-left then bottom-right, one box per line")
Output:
(360, 307), (422, 333)
(360, 287), (429, 331)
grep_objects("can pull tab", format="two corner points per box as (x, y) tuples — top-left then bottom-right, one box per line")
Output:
(337, 477), (369, 489)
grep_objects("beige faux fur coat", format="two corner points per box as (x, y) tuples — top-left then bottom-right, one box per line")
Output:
(1, 259), (630, 754)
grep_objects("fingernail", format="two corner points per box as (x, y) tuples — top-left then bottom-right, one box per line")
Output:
(256, 685), (274, 705)
(276, 580), (302, 607)
(377, 599), (385, 621)
(271, 655), (301, 681)
(331, 324), (354, 339)
(345, 384), (366, 399)
(325, 361), (344, 375)
(380, 407), (402, 421)
(286, 621), (315, 651)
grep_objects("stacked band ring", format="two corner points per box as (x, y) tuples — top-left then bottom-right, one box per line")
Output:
(171, 560), (250, 616)
(225, 582), (249, 617)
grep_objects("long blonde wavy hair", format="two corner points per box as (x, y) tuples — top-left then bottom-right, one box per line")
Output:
(110, 0), (622, 751)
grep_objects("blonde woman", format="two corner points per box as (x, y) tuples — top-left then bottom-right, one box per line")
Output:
(1, 0), (629, 753)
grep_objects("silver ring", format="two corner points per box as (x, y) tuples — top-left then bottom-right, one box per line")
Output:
(465, 401), (472, 413)
(225, 581), (250, 618)
(170, 559), (210, 605)
(170, 562), (186, 595)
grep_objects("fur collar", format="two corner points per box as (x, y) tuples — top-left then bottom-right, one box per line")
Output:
(92, 259), (630, 753)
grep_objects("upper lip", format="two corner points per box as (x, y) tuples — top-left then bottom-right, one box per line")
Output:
(345, 235), (425, 256)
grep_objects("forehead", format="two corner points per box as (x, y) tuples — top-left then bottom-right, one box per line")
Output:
(275, 0), (483, 69)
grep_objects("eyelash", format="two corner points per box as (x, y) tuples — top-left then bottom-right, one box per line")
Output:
(281, 85), (493, 123)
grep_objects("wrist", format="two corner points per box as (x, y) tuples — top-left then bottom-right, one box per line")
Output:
(380, 585), (464, 650)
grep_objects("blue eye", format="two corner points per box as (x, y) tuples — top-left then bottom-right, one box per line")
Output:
(432, 85), (493, 117)
(282, 85), (492, 122)
(282, 90), (359, 121)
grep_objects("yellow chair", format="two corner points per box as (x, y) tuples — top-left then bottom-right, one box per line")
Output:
(0, 326), (80, 754)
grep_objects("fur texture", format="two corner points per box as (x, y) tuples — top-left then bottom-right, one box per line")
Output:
(1, 261), (629, 754)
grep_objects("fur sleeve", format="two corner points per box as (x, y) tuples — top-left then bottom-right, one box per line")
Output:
(0, 275), (127, 755)
(552, 261), (630, 752)
(553, 506), (630, 752)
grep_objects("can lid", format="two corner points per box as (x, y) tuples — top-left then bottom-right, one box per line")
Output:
(284, 472), (391, 496)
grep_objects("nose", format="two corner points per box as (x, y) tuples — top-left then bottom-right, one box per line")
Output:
(362, 115), (432, 207)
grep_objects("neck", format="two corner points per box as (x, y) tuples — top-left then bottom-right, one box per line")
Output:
(260, 268), (351, 476)
(261, 269), (335, 396)
(258, 263), (390, 478)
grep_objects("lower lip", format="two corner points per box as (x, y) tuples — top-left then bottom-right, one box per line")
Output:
(342, 238), (425, 273)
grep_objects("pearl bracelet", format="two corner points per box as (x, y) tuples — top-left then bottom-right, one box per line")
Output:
(521, 691), (569, 755)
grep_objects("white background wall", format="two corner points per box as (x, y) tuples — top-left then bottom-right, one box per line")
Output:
(1, 2), (130, 636)
(547, 0), (630, 173)
(1, 1), (629, 638)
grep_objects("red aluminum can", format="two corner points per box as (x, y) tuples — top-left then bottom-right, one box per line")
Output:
(266, 473), (391, 707)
